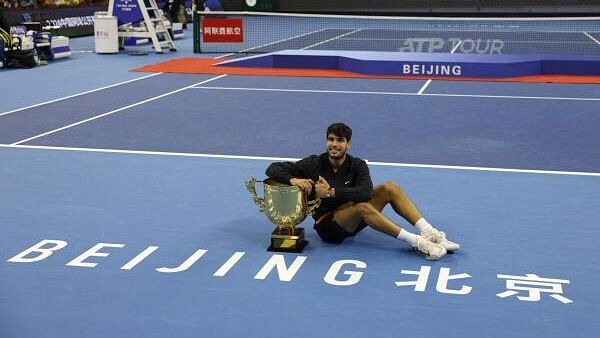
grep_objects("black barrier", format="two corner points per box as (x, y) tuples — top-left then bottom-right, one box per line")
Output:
(243, 0), (276, 11)
(3, 6), (105, 37)
(1, 1), (194, 38)
(217, 0), (600, 14)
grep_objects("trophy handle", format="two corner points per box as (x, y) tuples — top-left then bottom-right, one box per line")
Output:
(306, 198), (321, 216)
(245, 177), (265, 212)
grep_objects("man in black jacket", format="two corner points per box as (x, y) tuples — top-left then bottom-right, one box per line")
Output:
(163, 0), (182, 23)
(266, 122), (459, 260)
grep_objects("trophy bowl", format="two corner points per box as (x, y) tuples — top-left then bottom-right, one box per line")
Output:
(263, 179), (310, 227)
(246, 177), (320, 252)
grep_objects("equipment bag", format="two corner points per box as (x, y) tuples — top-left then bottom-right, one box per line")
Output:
(0, 40), (5, 68)
(6, 37), (37, 69)
(0, 27), (9, 68)
(6, 49), (36, 68)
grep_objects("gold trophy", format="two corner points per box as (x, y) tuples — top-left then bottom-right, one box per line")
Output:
(246, 177), (321, 253)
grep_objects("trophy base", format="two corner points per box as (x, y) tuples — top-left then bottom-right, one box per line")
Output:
(267, 227), (308, 253)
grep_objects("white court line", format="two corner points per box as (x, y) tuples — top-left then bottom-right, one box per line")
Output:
(417, 79), (433, 96)
(0, 72), (163, 117)
(214, 28), (330, 61)
(583, 31), (600, 46)
(0, 144), (297, 162)
(301, 29), (363, 50)
(240, 28), (327, 52)
(10, 74), (228, 146)
(214, 53), (236, 59)
(323, 38), (593, 44)
(191, 86), (600, 101)
(215, 28), (347, 59)
(1, 144), (598, 177)
(417, 40), (463, 95)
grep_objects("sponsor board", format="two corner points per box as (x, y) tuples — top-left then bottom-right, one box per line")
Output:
(4, 6), (105, 37)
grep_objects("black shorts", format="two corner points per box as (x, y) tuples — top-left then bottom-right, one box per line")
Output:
(313, 212), (368, 244)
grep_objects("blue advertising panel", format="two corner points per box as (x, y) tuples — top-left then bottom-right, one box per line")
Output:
(112, 0), (144, 26)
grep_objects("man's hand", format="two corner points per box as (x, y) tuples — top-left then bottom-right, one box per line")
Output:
(314, 176), (331, 198)
(290, 178), (314, 195)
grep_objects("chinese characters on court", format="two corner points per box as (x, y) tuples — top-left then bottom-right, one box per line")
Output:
(395, 267), (572, 304)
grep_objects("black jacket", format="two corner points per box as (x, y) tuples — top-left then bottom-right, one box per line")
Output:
(265, 153), (373, 220)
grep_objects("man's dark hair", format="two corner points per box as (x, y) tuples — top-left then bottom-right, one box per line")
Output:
(326, 122), (352, 142)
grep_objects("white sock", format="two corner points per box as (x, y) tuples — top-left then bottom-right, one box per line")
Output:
(396, 229), (419, 246)
(414, 218), (434, 234)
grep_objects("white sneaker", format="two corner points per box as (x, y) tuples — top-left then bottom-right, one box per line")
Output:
(414, 237), (447, 260)
(423, 229), (460, 251)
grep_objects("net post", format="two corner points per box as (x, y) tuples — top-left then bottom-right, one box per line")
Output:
(193, 5), (200, 53)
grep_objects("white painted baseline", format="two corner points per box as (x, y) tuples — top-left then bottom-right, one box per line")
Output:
(0, 144), (598, 177)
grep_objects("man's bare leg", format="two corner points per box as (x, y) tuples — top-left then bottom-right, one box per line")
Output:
(332, 181), (458, 255)
(333, 201), (400, 237)
(331, 183), (446, 260)
(375, 181), (422, 225)
(369, 181), (460, 251)
(333, 181), (420, 234)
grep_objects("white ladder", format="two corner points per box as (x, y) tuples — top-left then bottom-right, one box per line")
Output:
(109, 0), (176, 53)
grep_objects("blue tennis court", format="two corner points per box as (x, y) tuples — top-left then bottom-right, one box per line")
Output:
(1, 21), (599, 338)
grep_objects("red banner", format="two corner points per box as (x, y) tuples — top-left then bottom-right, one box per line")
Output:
(201, 18), (244, 43)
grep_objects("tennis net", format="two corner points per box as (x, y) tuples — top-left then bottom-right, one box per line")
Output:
(193, 11), (600, 55)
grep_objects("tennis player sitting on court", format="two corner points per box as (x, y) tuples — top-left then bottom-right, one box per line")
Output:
(266, 122), (459, 260)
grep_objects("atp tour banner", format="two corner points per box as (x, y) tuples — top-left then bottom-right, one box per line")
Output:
(217, 0), (600, 13)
